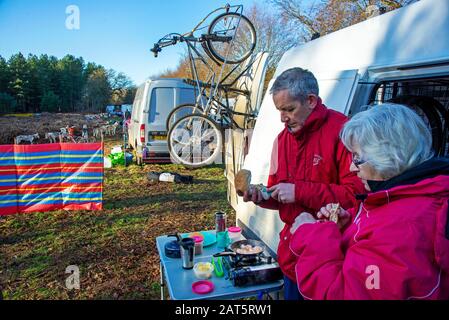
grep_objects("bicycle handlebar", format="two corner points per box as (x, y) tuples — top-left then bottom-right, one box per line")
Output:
(150, 36), (180, 57)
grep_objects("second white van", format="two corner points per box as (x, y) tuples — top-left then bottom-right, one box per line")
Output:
(128, 78), (197, 164)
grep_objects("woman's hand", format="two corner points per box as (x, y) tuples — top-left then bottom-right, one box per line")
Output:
(290, 212), (316, 234)
(268, 183), (295, 204)
(317, 204), (351, 230)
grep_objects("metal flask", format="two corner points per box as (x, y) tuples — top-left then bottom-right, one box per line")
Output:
(180, 237), (195, 269)
(215, 211), (227, 233)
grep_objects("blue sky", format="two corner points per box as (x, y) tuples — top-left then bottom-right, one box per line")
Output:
(0, 0), (259, 85)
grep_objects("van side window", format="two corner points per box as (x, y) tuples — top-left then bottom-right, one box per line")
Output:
(132, 84), (145, 120)
(369, 80), (449, 157)
(149, 88), (175, 123)
(179, 88), (196, 105)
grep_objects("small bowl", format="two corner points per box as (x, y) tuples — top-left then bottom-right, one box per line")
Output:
(193, 262), (214, 279)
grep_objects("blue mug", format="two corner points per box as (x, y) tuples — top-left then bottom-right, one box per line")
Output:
(216, 231), (231, 249)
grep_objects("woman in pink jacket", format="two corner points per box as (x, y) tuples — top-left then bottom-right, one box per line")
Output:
(290, 103), (449, 299)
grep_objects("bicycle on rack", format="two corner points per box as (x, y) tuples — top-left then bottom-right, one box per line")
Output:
(151, 3), (258, 168)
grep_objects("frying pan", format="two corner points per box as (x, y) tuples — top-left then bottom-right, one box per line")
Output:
(213, 239), (266, 258)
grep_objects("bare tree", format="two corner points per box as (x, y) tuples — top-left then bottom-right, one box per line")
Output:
(270, 0), (419, 40)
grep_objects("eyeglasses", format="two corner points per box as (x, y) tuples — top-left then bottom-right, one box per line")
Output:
(352, 153), (368, 168)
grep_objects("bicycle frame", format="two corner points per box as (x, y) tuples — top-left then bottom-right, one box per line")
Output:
(152, 3), (256, 130)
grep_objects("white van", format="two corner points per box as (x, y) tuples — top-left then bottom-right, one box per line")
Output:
(128, 78), (196, 164)
(227, 0), (449, 255)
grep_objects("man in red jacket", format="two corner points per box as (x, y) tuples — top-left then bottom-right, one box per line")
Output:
(243, 67), (364, 299)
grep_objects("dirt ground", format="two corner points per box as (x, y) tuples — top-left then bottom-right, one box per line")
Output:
(0, 113), (120, 145)
(0, 131), (236, 299)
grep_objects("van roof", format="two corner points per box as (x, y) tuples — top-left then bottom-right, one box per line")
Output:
(141, 78), (193, 85)
(275, 0), (449, 76)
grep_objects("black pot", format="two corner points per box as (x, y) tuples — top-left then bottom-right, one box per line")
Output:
(164, 234), (181, 258)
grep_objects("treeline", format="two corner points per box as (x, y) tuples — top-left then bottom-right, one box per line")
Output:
(0, 53), (136, 114)
(155, 0), (414, 87)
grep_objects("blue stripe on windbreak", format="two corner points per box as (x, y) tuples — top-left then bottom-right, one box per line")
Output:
(0, 194), (18, 201)
(0, 159), (16, 166)
(61, 157), (103, 164)
(0, 202), (17, 208)
(14, 158), (60, 165)
(61, 150), (102, 155)
(18, 200), (63, 206)
(20, 192), (102, 201)
(17, 179), (61, 186)
(0, 175), (17, 180)
(61, 172), (103, 178)
(0, 180), (17, 187)
(62, 178), (103, 184)
(14, 151), (61, 157)
(15, 172), (103, 180)
(14, 157), (103, 165)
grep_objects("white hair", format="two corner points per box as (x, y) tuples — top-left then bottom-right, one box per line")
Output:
(341, 103), (434, 179)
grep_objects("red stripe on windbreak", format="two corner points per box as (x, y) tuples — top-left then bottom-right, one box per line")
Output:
(19, 203), (61, 213)
(0, 207), (19, 216)
(14, 163), (103, 170)
(13, 143), (61, 153)
(0, 189), (18, 195)
(14, 168), (103, 175)
(61, 168), (103, 173)
(60, 143), (102, 152)
(0, 165), (17, 171)
(63, 202), (102, 211)
(19, 202), (102, 213)
(16, 187), (103, 195)
(15, 182), (102, 189)
(2, 143), (101, 152)
(0, 145), (14, 153)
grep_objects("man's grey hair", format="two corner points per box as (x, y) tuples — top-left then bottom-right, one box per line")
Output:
(270, 67), (319, 103)
(340, 103), (434, 179)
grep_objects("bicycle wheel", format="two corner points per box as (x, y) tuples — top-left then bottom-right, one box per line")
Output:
(206, 12), (256, 65)
(389, 95), (445, 155)
(166, 103), (203, 131)
(168, 114), (222, 168)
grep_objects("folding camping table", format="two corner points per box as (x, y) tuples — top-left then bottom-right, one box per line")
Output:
(156, 231), (284, 300)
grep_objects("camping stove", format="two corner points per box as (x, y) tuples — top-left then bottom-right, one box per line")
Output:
(222, 254), (283, 287)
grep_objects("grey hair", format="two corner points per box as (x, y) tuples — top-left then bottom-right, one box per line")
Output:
(270, 67), (319, 103)
(340, 103), (434, 179)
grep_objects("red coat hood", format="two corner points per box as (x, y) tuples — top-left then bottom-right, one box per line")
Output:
(365, 174), (449, 272)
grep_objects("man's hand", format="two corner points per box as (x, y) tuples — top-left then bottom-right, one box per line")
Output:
(268, 183), (295, 204)
(290, 212), (316, 234)
(317, 203), (351, 231)
(243, 185), (263, 204)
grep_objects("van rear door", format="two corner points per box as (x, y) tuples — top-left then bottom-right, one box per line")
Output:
(129, 83), (145, 148)
(147, 86), (196, 142)
(148, 87), (175, 142)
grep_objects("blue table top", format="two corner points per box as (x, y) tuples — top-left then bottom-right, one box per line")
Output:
(156, 231), (284, 300)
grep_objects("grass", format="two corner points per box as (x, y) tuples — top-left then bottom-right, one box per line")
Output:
(0, 137), (235, 299)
